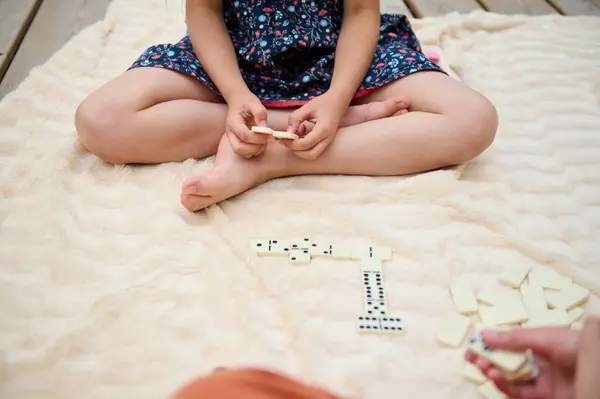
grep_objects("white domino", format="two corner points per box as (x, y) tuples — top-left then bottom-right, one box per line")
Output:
(272, 130), (299, 140)
(251, 239), (290, 256)
(479, 301), (529, 326)
(288, 237), (312, 265)
(352, 245), (392, 261)
(499, 264), (530, 288)
(357, 316), (403, 334)
(449, 276), (479, 315)
(477, 284), (522, 306)
(436, 313), (471, 348)
(529, 269), (572, 290)
(251, 126), (298, 139)
(567, 307), (584, 324)
(251, 126), (273, 135)
(544, 283), (590, 310)
(520, 283), (548, 319)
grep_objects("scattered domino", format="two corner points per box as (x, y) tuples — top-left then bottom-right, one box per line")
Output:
(357, 316), (403, 334)
(450, 276), (479, 315)
(436, 313), (472, 348)
(499, 264), (530, 288)
(544, 283), (590, 310)
(520, 283), (549, 319)
(462, 361), (487, 384)
(479, 301), (529, 326)
(477, 284), (522, 306)
(567, 307), (584, 324)
(529, 269), (572, 290)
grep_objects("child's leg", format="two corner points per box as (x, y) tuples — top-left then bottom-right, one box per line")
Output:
(75, 68), (409, 165)
(181, 71), (497, 212)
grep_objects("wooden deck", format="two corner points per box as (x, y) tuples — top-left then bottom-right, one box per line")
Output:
(1, 0), (599, 99)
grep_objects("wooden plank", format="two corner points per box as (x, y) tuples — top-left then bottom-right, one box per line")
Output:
(0, 0), (43, 82)
(547, 0), (600, 15)
(0, 0), (112, 99)
(479, 0), (558, 14)
(405, 0), (484, 17)
(381, 0), (413, 16)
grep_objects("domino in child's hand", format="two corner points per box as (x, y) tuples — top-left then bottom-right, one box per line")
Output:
(271, 130), (299, 140)
(251, 126), (274, 135)
(251, 126), (299, 139)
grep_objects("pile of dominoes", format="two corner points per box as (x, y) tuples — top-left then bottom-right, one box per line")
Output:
(251, 238), (404, 334)
(436, 264), (591, 399)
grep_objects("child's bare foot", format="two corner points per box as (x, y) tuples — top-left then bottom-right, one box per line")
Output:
(180, 96), (410, 212)
(342, 96), (410, 127)
(181, 135), (284, 212)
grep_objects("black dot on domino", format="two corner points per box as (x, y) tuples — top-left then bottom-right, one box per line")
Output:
(291, 257), (297, 260)
(257, 243), (263, 247)
(273, 240), (278, 244)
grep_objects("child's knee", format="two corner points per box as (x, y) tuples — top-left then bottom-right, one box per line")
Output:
(75, 92), (130, 164)
(453, 94), (498, 163)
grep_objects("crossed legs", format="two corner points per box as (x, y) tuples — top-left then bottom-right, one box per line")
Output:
(76, 68), (498, 212)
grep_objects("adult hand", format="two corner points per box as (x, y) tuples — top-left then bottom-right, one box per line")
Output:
(466, 326), (580, 399)
(281, 92), (347, 160)
(225, 91), (270, 158)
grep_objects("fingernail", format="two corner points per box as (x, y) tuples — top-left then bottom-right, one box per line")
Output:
(260, 120), (268, 127)
(287, 126), (293, 133)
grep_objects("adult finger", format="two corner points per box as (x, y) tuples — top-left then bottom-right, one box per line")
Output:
(481, 327), (578, 364)
(575, 316), (600, 399)
(293, 137), (332, 160)
(288, 105), (313, 135)
(226, 130), (260, 159)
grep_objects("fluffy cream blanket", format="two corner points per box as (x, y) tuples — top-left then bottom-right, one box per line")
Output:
(1, 1), (599, 398)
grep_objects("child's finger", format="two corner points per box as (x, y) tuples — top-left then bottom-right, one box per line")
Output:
(285, 126), (328, 152)
(288, 106), (313, 134)
(293, 137), (331, 160)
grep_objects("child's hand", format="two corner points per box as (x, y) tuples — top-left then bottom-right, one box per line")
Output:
(466, 325), (585, 399)
(225, 92), (270, 158)
(282, 92), (346, 160)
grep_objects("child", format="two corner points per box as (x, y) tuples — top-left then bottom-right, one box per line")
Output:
(75, 0), (498, 212)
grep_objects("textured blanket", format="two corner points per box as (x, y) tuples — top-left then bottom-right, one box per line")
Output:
(1, 1), (599, 398)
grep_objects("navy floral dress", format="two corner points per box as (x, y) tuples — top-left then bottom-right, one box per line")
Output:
(128, 0), (443, 107)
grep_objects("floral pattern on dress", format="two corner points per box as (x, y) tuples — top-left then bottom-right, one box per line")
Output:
(128, 0), (443, 107)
